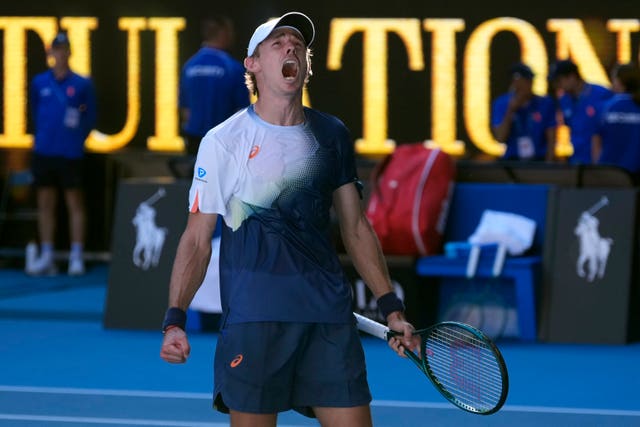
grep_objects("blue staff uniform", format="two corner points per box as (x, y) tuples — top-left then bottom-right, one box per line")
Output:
(491, 93), (557, 160)
(595, 93), (640, 175)
(558, 83), (613, 164)
(30, 70), (96, 159)
(179, 47), (249, 140)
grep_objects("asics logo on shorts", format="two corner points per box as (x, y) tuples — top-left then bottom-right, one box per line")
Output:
(230, 354), (244, 368)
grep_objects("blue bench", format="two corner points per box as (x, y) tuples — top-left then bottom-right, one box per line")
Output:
(415, 183), (551, 341)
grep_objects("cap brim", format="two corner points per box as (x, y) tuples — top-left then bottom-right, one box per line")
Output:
(247, 12), (315, 56)
(274, 12), (314, 48)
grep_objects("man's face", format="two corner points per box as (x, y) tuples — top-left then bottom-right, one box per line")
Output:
(510, 76), (533, 96)
(49, 44), (70, 67)
(249, 28), (309, 95)
(555, 74), (577, 94)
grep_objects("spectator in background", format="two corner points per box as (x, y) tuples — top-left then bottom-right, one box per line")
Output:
(27, 32), (97, 276)
(550, 59), (613, 164)
(491, 62), (557, 161)
(592, 63), (640, 182)
(179, 15), (250, 157)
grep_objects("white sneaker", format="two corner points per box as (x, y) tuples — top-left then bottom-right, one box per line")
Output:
(68, 257), (85, 276)
(25, 243), (38, 273)
(25, 254), (58, 276)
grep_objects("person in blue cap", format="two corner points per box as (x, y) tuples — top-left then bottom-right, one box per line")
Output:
(593, 63), (640, 182)
(159, 11), (418, 426)
(550, 59), (613, 164)
(491, 62), (557, 161)
(27, 32), (97, 276)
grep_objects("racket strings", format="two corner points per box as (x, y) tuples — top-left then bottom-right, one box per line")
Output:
(423, 325), (505, 412)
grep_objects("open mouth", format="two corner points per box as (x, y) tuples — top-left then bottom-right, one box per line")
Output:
(282, 60), (298, 80)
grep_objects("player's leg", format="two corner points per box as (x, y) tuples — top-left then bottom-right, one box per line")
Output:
(229, 411), (277, 427)
(313, 405), (372, 427)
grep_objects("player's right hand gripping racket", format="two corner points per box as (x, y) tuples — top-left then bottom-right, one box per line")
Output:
(354, 312), (509, 415)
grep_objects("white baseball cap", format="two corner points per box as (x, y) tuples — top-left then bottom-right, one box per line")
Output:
(247, 12), (315, 56)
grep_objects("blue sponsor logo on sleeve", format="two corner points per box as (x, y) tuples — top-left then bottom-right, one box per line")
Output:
(198, 167), (207, 178)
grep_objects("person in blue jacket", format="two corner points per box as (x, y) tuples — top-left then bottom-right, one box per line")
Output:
(593, 63), (640, 183)
(27, 32), (97, 276)
(550, 59), (613, 164)
(179, 15), (250, 157)
(491, 62), (557, 161)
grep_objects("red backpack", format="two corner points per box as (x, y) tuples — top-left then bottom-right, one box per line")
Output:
(365, 143), (456, 256)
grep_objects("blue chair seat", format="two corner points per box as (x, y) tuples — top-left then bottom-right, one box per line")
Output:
(416, 255), (541, 341)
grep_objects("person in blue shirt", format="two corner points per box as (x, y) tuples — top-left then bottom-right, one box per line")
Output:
(593, 63), (640, 182)
(550, 59), (613, 164)
(160, 12), (418, 426)
(179, 15), (250, 157)
(27, 32), (97, 276)
(491, 62), (557, 161)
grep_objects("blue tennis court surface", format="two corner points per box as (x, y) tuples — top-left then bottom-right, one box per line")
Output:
(1, 264), (639, 426)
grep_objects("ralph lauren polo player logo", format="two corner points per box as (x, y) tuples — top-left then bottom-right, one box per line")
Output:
(132, 188), (168, 270)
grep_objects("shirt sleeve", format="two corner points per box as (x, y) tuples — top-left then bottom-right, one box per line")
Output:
(542, 96), (557, 130)
(188, 132), (241, 216)
(335, 121), (359, 190)
(81, 78), (97, 139)
(491, 95), (508, 127)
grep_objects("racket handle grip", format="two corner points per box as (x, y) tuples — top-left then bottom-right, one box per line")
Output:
(354, 312), (390, 340)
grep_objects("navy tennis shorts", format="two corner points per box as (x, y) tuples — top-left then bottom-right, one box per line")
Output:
(31, 154), (83, 189)
(213, 321), (372, 418)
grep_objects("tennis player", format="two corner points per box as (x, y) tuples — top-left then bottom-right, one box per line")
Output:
(160, 11), (418, 426)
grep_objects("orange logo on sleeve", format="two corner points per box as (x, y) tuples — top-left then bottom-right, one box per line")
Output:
(249, 145), (260, 159)
(230, 354), (244, 368)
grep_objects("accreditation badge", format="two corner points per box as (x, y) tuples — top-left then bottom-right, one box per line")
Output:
(63, 106), (81, 129)
(517, 136), (535, 159)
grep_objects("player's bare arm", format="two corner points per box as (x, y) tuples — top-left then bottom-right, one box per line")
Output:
(332, 182), (418, 356)
(160, 211), (218, 364)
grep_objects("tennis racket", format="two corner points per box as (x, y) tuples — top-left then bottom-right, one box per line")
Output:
(354, 312), (509, 415)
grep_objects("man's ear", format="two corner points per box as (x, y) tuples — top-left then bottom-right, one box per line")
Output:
(244, 56), (258, 72)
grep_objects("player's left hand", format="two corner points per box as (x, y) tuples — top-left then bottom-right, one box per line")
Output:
(386, 312), (420, 357)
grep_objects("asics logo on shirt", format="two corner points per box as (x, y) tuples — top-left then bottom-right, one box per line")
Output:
(230, 354), (244, 368)
(249, 145), (260, 159)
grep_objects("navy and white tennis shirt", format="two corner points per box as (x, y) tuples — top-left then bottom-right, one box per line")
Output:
(189, 105), (358, 325)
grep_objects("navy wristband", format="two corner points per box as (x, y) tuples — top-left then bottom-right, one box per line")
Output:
(377, 292), (405, 318)
(162, 307), (186, 333)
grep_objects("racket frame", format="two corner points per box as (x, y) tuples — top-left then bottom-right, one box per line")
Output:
(354, 312), (509, 415)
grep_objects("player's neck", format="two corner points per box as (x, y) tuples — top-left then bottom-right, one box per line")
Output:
(253, 96), (305, 126)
